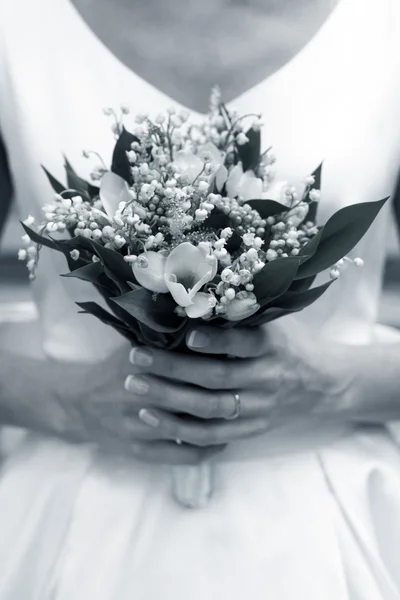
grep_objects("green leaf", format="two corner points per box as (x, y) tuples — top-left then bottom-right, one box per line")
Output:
(111, 128), (139, 184)
(296, 197), (389, 279)
(252, 257), (301, 305)
(76, 301), (134, 342)
(111, 288), (186, 333)
(304, 162), (323, 223)
(41, 166), (66, 194)
(21, 222), (60, 251)
(63, 157), (100, 200)
(272, 280), (334, 311)
(246, 199), (289, 219)
(238, 127), (261, 172)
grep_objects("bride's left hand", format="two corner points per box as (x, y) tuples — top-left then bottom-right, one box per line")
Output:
(125, 320), (355, 447)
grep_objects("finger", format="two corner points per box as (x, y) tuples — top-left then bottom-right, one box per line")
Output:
(185, 325), (270, 358)
(129, 346), (255, 390)
(130, 441), (226, 465)
(138, 408), (269, 446)
(125, 373), (247, 419)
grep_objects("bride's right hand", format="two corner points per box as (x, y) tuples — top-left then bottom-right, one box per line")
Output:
(1, 342), (221, 465)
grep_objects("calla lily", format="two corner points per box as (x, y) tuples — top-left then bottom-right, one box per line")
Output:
(213, 164), (229, 192)
(226, 163), (262, 200)
(185, 292), (213, 319)
(197, 142), (224, 171)
(174, 151), (204, 184)
(132, 251), (169, 293)
(223, 293), (260, 321)
(100, 172), (132, 218)
(164, 242), (217, 308)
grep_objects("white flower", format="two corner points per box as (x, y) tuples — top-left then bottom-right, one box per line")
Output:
(155, 113), (166, 125)
(226, 163), (262, 200)
(309, 189), (321, 202)
(132, 251), (169, 293)
(70, 249), (80, 261)
(354, 257), (364, 268)
(252, 119), (264, 132)
(18, 249), (27, 261)
(185, 292), (214, 319)
(174, 151), (204, 184)
(135, 113), (148, 124)
(23, 215), (35, 226)
(164, 242), (217, 309)
(266, 249), (278, 261)
(304, 175), (315, 186)
(100, 172), (132, 219)
(236, 133), (249, 146)
(223, 292), (260, 321)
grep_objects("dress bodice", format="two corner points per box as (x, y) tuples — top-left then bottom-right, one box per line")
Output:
(0, 0), (400, 361)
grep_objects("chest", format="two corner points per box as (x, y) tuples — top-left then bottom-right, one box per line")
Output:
(69, 0), (339, 112)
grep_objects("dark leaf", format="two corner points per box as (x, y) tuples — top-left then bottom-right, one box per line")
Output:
(21, 222), (60, 251)
(41, 166), (66, 194)
(111, 128), (139, 184)
(246, 199), (289, 219)
(88, 239), (136, 294)
(288, 275), (317, 293)
(202, 209), (232, 232)
(111, 288), (186, 333)
(272, 280), (334, 311)
(63, 157), (100, 199)
(61, 261), (114, 291)
(237, 127), (261, 172)
(77, 301), (135, 342)
(252, 256), (301, 305)
(296, 197), (389, 279)
(246, 306), (299, 327)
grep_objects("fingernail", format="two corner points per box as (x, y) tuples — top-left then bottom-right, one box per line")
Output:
(129, 347), (153, 367)
(139, 409), (160, 428)
(187, 330), (210, 349)
(124, 375), (149, 395)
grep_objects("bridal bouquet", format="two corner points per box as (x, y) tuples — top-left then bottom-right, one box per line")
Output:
(20, 87), (386, 508)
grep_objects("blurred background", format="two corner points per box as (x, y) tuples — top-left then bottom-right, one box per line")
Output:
(0, 203), (399, 327)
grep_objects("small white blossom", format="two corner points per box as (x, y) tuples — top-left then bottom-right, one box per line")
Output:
(354, 257), (364, 268)
(18, 249), (27, 261)
(266, 249), (278, 261)
(135, 113), (148, 124)
(304, 175), (316, 186)
(70, 249), (80, 261)
(236, 133), (249, 146)
(225, 288), (236, 301)
(23, 215), (35, 226)
(309, 189), (321, 202)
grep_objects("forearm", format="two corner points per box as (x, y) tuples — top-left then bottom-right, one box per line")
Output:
(334, 340), (400, 424)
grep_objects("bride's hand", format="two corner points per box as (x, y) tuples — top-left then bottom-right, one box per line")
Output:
(126, 320), (354, 446)
(1, 341), (221, 466)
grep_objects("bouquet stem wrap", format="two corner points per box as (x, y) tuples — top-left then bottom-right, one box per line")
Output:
(171, 462), (214, 509)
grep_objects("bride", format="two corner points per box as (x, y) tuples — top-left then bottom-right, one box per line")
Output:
(1, 0), (400, 597)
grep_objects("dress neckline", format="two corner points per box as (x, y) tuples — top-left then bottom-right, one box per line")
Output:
(63, 0), (348, 117)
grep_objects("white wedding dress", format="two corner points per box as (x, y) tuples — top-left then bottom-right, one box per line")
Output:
(1, 0), (400, 597)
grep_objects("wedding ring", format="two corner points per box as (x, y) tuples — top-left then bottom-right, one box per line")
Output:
(226, 391), (241, 420)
